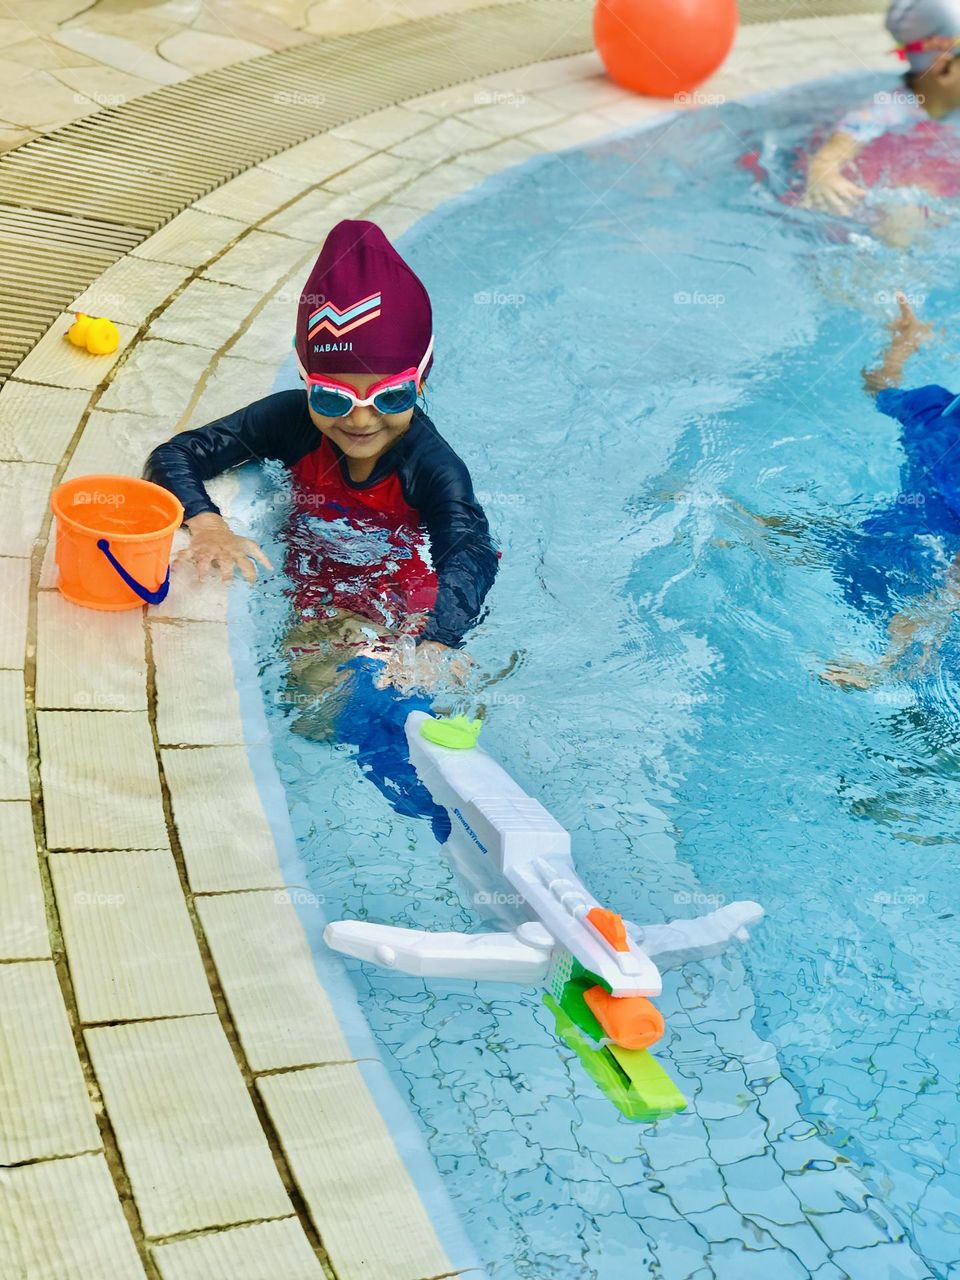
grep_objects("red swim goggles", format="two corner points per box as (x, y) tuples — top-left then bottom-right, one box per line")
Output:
(296, 338), (434, 418)
(892, 34), (960, 59)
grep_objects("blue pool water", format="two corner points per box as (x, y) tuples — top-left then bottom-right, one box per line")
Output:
(240, 73), (960, 1279)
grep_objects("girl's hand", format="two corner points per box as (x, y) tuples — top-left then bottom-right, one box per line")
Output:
(376, 637), (473, 694)
(800, 133), (865, 216)
(177, 512), (273, 583)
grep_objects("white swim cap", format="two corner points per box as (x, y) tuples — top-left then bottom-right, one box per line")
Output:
(887, 0), (960, 71)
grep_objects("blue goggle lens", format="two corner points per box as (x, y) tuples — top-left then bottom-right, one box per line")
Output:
(308, 379), (419, 418)
(372, 381), (417, 414)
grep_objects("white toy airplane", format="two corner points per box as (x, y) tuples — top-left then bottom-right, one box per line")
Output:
(325, 712), (763, 1119)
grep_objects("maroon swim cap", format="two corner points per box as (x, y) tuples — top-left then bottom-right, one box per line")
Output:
(296, 219), (433, 379)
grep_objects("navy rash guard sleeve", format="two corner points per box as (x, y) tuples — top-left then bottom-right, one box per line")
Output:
(143, 390), (317, 521)
(876, 384), (960, 521)
(400, 431), (499, 648)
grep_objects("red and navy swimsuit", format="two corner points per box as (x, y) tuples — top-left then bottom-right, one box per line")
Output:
(144, 390), (498, 647)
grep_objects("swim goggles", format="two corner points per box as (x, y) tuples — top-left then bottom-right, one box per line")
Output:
(893, 35), (960, 59)
(296, 338), (433, 418)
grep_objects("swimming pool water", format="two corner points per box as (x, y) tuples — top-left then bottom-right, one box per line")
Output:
(243, 71), (960, 1279)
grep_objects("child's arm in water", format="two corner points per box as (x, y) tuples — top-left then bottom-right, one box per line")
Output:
(144, 391), (316, 582)
(800, 131), (865, 215)
(862, 293), (934, 394)
(824, 296), (960, 688)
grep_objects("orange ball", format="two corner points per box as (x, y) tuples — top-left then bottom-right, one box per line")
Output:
(594, 0), (738, 99)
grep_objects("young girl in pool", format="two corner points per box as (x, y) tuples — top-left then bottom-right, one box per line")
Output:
(800, 0), (960, 221)
(824, 293), (960, 685)
(145, 219), (499, 726)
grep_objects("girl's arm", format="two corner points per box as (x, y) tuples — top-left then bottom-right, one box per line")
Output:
(862, 293), (933, 395)
(800, 132), (865, 215)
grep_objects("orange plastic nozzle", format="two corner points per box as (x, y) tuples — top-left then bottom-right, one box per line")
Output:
(584, 986), (665, 1050)
(587, 906), (629, 953)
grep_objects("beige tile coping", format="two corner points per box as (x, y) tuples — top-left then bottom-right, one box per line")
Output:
(152, 1217), (325, 1280)
(131, 208), (248, 269)
(0, 668), (30, 800)
(0, 380), (89, 465)
(202, 229), (315, 294)
(197, 890), (351, 1071)
(0, 460), (57, 560)
(85, 1013), (292, 1238)
(161, 745), (287, 892)
(151, 619), (255, 747)
(97, 338), (213, 419)
(0, 1153), (147, 1279)
(194, 167), (315, 223)
(62, 408), (178, 482)
(0, 801), (49, 960)
(51, 848), (216, 1023)
(36, 591), (147, 712)
(0, 960), (101, 1164)
(0, 556), (30, 670)
(258, 1062), (451, 1280)
(147, 278), (262, 351)
(38, 710), (169, 850)
(70, 256), (193, 328)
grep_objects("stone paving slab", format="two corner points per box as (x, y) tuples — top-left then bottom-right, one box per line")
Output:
(184, 354), (279, 430)
(259, 186), (339, 241)
(61, 407), (176, 481)
(0, 801), (50, 960)
(38, 710), (169, 849)
(0, 1153), (147, 1279)
(36, 591), (147, 711)
(0, 459), (56, 559)
(197, 890), (351, 1071)
(194, 167), (314, 223)
(151, 620), (251, 746)
(202, 230), (315, 294)
(85, 1014), (292, 1238)
(70, 256), (192, 327)
(0, 668), (31, 799)
(151, 1217), (325, 1280)
(258, 132), (373, 183)
(0, 380), (89, 464)
(0, 960), (101, 1163)
(0, 555), (30, 669)
(11, 312), (136, 391)
(51, 848), (216, 1023)
(97, 338), (213, 419)
(147, 278), (261, 351)
(161, 745), (286, 891)
(132, 208), (247, 268)
(257, 1063), (451, 1280)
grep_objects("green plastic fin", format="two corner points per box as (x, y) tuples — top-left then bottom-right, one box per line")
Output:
(420, 714), (482, 750)
(544, 994), (686, 1122)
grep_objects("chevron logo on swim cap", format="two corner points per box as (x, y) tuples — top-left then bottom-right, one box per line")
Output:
(307, 292), (382, 340)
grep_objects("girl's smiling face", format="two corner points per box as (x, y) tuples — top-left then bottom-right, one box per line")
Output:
(306, 370), (416, 466)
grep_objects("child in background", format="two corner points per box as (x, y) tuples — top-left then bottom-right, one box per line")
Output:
(802, 0), (960, 217)
(145, 219), (499, 731)
(824, 293), (960, 686)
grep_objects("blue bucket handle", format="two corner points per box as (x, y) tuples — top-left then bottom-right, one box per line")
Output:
(96, 537), (170, 606)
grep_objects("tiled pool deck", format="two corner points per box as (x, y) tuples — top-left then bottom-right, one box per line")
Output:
(0, 3), (928, 1278)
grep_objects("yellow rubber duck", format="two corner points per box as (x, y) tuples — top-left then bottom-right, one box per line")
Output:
(66, 313), (120, 355)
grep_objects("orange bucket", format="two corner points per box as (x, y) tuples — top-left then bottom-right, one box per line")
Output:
(50, 475), (183, 611)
